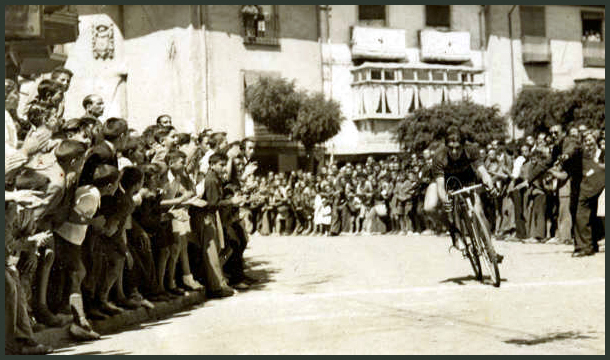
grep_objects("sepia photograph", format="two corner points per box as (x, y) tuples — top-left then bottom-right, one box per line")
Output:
(4, 4), (605, 355)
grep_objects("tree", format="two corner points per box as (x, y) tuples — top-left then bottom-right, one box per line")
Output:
(396, 100), (507, 152)
(245, 76), (345, 171)
(510, 82), (605, 134)
(293, 93), (345, 171)
(570, 81), (605, 129)
(244, 76), (303, 135)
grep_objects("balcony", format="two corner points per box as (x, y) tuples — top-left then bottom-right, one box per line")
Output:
(583, 41), (605, 68)
(420, 29), (471, 63)
(350, 26), (407, 61)
(522, 36), (551, 64)
(351, 63), (484, 124)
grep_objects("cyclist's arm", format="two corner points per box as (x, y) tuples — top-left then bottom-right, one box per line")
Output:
(436, 176), (448, 204)
(475, 164), (494, 190)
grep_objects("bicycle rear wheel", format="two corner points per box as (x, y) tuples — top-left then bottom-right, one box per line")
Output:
(471, 206), (501, 287)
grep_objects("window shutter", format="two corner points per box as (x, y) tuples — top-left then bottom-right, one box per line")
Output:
(520, 6), (545, 37)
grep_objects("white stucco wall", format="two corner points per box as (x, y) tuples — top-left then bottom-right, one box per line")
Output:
(486, 5), (605, 115)
(63, 8), (127, 121)
(206, 31), (322, 142)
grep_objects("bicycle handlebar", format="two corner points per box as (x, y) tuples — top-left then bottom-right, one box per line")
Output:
(448, 183), (484, 197)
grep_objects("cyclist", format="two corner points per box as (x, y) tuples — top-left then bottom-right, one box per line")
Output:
(424, 126), (503, 262)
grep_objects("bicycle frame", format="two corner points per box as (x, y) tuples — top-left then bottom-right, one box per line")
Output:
(448, 183), (501, 287)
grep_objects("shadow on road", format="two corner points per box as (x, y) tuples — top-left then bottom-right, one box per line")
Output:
(242, 258), (280, 291)
(439, 275), (482, 285)
(503, 331), (595, 346)
(53, 347), (132, 355)
(439, 275), (508, 286)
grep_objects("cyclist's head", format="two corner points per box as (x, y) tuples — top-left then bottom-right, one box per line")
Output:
(445, 125), (463, 160)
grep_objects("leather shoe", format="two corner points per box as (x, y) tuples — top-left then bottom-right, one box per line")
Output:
(87, 307), (109, 320)
(168, 287), (186, 296)
(572, 250), (594, 257)
(232, 281), (250, 291)
(36, 307), (72, 328)
(209, 287), (235, 299)
(69, 323), (100, 341)
(116, 298), (141, 309)
(99, 301), (124, 315)
(20, 343), (53, 355)
(140, 299), (155, 309)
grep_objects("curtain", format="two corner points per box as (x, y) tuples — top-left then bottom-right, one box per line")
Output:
(385, 85), (398, 115)
(363, 85), (382, 115)
(447, 85), (463, 103)
(418, 85), (431, 108)
(399, 85), (414, 115)
(420, 85), (444, 108)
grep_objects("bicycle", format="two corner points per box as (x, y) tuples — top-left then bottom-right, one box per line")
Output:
(447, 182), (501, 287)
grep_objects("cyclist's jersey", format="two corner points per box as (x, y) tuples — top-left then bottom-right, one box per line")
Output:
(432, 143), (483, 186)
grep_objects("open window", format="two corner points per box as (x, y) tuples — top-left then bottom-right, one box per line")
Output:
(241, 5), (279, 46)
(581, 11), (605, 67)
(358, 5), (386, 27)
(582, 11), (604, 42)
(425, 5), (450, 28)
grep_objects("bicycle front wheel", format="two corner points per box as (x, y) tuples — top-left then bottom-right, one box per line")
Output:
(471, 207), (501, 287)
(457, 212), (482, 281)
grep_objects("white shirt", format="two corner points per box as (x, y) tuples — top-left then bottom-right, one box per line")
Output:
(55, 186), (101, 246)
(511, 156), (526, 179)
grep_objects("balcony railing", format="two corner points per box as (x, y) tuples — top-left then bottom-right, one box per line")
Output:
(350, 26), (407, 61)
(420, 29), (471, 63)
(522, 36), (551, 64)
(583, 40), (605, 68)
(351, 63), (484, 121)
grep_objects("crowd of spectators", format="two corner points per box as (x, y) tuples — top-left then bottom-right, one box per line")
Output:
(4, 68), (605, 354)
(239, 124), (605, 248)
(5, 70), (257, 354)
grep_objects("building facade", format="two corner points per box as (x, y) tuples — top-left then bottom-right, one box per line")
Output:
(485, 5), (605, 115)
(45, 5), (322, 172)
(9, 5), (605, 169)
(321, 5), (488, 159)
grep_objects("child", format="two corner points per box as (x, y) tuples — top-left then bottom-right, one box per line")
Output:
(52, 140), (101, 340)
(160, 150), (204, 293)
(189, 152), (239, 298)
(320, 195), (332, 236)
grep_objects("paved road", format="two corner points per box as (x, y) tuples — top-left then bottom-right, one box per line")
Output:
(56, 234), (605, 355)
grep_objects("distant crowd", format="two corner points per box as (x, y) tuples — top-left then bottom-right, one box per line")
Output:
(5, 67), (605, 354)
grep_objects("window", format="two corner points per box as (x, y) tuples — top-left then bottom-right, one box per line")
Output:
(384, 70), (395, 81)
(416, 69), (429, 81)
(520, 6), (545, 37)
(358, 5), (386, 27)
(241, 5), (279, 46)
(582, 11), (604, 42)
(371, 69), (382, 80)
(425, 5), (450, 28)
(581, 11), (605, 67)
(403, 69), (415, 80)
(432, 71), (444, 81)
